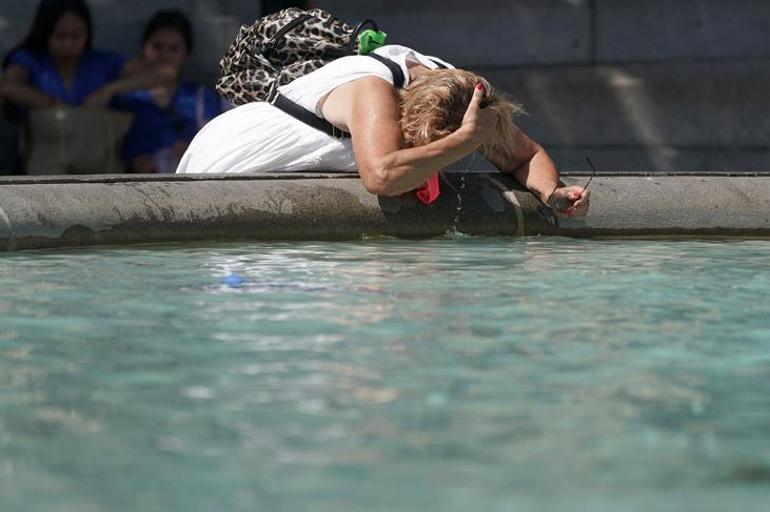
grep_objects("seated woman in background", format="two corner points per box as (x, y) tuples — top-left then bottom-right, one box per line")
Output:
(0, 0), (172, 114)
(117, 10), (223, 173)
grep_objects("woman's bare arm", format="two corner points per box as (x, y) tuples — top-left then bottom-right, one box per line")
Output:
(0, 64), (59, 108)
(114, 59), (177, 93)
(83, 60), (177, 108)
(0, 60), (177, 110)
(324, 77), (492, 196)
(483, 126), (560, 203)
(483, 124), (590, 217)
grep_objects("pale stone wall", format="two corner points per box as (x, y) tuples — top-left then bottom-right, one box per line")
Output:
(317, 0), (770, 172)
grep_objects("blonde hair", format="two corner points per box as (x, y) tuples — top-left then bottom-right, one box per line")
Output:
(399, 69), (524, 161)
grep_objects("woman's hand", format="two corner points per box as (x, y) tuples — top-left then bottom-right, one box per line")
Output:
(548, 186), (591, 218)
(0, 64), (65, 109)
(83, 85), (116, 109)
(339, 76), (487, 196)
(457, 83), (498, 146)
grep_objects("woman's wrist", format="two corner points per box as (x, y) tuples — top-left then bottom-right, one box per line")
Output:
(453, 124), (485, 148)
(543, 183), (559, 206)
(534, 180), (563, 207)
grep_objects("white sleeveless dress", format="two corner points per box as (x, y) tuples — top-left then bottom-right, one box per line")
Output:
(175, 45), (452, 174)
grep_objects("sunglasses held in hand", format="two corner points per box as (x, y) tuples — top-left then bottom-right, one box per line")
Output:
(583, 157), (596, 191)
(538, 157), (597, 223)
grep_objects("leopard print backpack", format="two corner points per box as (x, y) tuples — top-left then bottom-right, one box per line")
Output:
(216, 8), (380, 105)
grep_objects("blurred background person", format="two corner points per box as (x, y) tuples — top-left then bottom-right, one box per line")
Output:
(0, 0), (176, 173)
(117, 10), (223, 173)
(1, 0), (124, 113)
(0, 0), (174, 115)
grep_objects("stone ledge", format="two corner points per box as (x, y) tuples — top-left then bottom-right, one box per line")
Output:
(1, 173), (769, 251)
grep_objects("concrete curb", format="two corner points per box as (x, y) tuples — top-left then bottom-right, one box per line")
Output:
(1, 173), (769, 251)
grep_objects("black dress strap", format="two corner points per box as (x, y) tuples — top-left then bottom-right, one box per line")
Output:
(429, 58), (448, 69)
(366, 53), (405, 89)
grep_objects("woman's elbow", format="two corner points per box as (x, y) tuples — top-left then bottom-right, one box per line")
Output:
(360, 166), (400, 196)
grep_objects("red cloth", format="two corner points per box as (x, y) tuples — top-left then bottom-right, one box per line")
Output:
(415, 173), (440, 204)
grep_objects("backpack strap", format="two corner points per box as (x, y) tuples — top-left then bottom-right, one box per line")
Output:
(271, 92), (350, 139)
(347, 19), (379, 52)
(257, 13), (315, 60)
(270, 54), (406, 140)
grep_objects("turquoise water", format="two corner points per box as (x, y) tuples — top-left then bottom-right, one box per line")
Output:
(1, 238), (769, 512)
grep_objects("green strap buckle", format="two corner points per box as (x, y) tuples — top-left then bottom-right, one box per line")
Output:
(358, 29), (387, 55)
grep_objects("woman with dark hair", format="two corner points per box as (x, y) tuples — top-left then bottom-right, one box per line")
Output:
(0, 0), (174, 113)
(117, 9), (223, 173)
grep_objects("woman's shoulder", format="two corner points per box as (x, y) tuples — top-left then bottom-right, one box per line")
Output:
(323, 54), (388, 70)
(279, 54), (397, 108)
(5, 48), (46, 70)
(374, 44), (454, 70)
(298, 54), (396, 83)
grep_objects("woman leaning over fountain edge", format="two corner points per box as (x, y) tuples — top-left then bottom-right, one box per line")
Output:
(176, 45), (589, 217)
